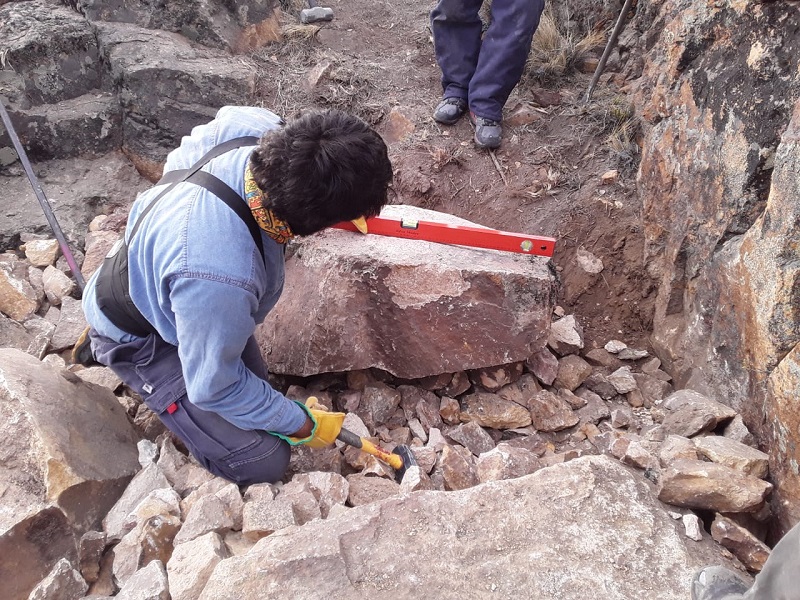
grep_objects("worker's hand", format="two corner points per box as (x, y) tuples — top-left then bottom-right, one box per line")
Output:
(279, 397), (346, 449)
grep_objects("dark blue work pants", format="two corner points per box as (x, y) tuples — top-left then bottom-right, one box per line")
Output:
(431, 0), (545, 121)
(90, 330), (290, 485)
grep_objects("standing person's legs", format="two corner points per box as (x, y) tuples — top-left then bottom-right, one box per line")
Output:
(468, 0), (544, 121)
(91, 331), (291, 485)
(430, 0), (485, 102)
(692, 522), (800, 600)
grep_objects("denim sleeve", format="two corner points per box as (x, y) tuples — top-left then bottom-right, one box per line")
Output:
(168, 275), (307, 435)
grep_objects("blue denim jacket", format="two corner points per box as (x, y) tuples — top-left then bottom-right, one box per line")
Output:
(83, 106), (307, 436)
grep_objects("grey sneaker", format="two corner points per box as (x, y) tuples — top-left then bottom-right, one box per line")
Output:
(433, 97), (467, 125)
(691, 567), (750, 600)
(469, 112), (502, 149)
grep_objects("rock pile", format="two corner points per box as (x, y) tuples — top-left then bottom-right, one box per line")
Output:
(0, 227), (774, 598)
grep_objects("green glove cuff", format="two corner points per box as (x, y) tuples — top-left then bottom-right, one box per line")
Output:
(270, 401), (319, 446)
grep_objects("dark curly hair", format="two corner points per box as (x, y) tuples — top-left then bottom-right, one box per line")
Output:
(249, 110), (392, 236)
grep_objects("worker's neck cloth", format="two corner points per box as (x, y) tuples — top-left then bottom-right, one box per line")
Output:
(245, 165), (294, 245)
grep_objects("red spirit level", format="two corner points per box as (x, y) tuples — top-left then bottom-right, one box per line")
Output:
(333, 216), (556, 257)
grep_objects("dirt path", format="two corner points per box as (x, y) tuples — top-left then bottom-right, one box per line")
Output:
(254, 0), (655, 351)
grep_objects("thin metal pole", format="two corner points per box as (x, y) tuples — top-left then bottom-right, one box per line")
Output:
(0, 100), (85, 292)
(584, 0), (636, 104)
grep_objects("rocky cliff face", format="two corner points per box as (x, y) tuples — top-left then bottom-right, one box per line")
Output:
(629, 0), (800, 533)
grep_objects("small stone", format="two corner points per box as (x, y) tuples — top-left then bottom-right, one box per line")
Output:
(460, 392), (532, 429)
(399, 465), (433, 493)
(79, 531), (107, 583)
(620, 439), (658, 470)
(243, 495), (295, 540)
(411, 445), (437, 473)
(693, 436), (769, 478)
(659, 435), (698, 466)
(611, 408), (632, 429)
(526, 347), (560, 386)
(528, 390), (579, 432)
(584, 348), (623, 369)
(173, 494), (235, 546)
(582, 372), (618, 400)
(558, 388), (587, 410)
(710, 515), (771, 572)
(601, 170), (619, 185)
(74, 365), (123, 391)
(407, 418), (428, 442)
(157, 435), (215, 497)
(447, 421), (496, 456)
(167, 532), (229, 600)
(24, 239), (60, 267)
(439, 396), (461, 425)
(346, 474), (400, 506)
(682, 513), (704, 541)
(576, 249), (603, 274)
(439, 445), (479, 491)
(28, 558), (88, 600)
(662, 405), (717, 438)
(138, 439), (159, 467)
(722, 415), (756, 447)
(443, 371), (471, 397)
(548, 315), (585, 356)
(42, 265), (76, 305)
(617, 347), (649, 361)
(604, 340), (628, 354)
(608, 366), (638, 394)
(658, 459), (773, 512)
(554, 354), (593, 391)
(468, 362), (524, 392)
(115, 559), (169, 600)
(475, 443), (540, 483)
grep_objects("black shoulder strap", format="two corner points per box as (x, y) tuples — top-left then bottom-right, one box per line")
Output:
(128, 136), (259, 242)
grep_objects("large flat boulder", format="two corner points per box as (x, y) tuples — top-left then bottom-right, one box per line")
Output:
(200, 456), (741, 600)
(80, 0), (280, 53)
(0, 348), (141, 600)
(96, 22), (256, 178)
(0, 1), (101, 108)
(257, 205), (556, 379)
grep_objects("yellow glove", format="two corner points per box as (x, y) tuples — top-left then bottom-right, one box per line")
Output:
(288, 397), (346, 449)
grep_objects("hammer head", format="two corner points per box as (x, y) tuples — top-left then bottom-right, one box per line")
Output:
(300, 6), (333, 23)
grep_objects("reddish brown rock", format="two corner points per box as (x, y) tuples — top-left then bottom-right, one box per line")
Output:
(438, 445), (479, 491)
(526, 347), (560, 385)
(658, 459), (773, 513)
(710, 515), (770, 573)
(258, 205), (555, 379)
(528, 390), (579, 432)
(459, 392), (532, 429)
(346, 474), (400, 507)
(468, 362), (524, 392)
(554, 354), (593, 391)
(447, 422), (495, 456)
(547, 315), (584, 356)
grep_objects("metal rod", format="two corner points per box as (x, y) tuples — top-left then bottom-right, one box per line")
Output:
(0, 99), (85, 292)
(584, 0), (636, 104)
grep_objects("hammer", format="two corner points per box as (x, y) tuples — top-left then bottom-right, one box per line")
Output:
(300, 0), (333, 24)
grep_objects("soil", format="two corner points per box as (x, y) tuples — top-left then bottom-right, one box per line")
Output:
(253, 0), (656, 352)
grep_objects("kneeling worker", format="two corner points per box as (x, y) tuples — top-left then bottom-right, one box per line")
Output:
(80, 106), (393, 485)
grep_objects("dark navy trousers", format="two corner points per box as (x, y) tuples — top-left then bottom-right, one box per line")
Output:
(431, 0), (545, 121)
(90, 330), (290, 485)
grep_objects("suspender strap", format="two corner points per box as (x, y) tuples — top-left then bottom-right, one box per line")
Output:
(128, 136), (259, 241)
(95, 135), (263, 338)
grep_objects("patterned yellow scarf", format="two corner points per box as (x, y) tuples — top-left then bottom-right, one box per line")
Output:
(245, 165), (294, 244)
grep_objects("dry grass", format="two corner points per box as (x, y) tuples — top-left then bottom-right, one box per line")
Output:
(429, 146), (463, 172)
(524, 6), (607, 82)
